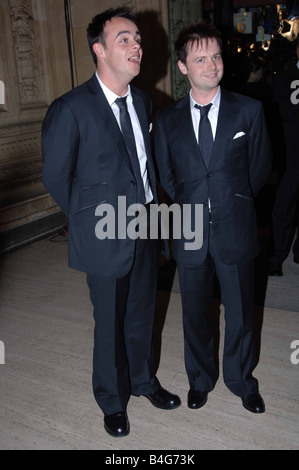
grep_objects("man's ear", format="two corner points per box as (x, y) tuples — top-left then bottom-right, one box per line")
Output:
(178, 60), (187, 75)
(93, 42), (105, 60)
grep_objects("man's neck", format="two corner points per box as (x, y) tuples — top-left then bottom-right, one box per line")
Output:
(96, 69), (129, 97)
(191, 86), (220, 105)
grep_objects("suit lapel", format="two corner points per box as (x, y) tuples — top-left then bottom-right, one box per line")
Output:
(87, 75), (134, 174)
(132, 89), (158, 192)
(208, 88), (239, 169)
(131, 87), (163, 201)
(174, 96), (206, 170)
(132, 91), (151, 157)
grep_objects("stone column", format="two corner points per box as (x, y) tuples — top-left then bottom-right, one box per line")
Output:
(168, 0), (203, 100)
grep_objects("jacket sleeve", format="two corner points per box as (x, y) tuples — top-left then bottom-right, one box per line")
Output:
(42, 98), (79, 215)
(248, 101), (272, 197)
(154, 112), (176, 201)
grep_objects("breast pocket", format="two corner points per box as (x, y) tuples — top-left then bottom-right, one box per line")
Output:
(230, 135), (248, 154)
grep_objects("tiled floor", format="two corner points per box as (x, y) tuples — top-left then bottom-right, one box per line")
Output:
(0, 237), (298, 450)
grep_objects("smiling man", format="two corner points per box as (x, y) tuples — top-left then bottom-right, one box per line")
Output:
(154, 21), (272, 415)
(177, 34), (224, 101)
(42, 7), (180, 438)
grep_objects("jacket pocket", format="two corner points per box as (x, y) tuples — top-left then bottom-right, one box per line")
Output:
(230, 136), (248, 156)
(235, 192), (256, 247)
(235, 193), (253, 201)
(77, 182), (109, 212)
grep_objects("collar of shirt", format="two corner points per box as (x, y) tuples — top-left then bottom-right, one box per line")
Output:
(95, 71), (136, 129)
(189, 86), (221, 109)
(95, 72), (132, 105)
(189, 87), (221, 140)
(297, 60), (299, 70)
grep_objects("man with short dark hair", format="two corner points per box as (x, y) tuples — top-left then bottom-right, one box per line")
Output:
(42, 7), (180, 438)
(155, 21), (271, 414)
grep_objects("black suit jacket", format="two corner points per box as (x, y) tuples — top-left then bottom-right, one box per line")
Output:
(42, 74), (160, 277)
(154, 87), (272, 266)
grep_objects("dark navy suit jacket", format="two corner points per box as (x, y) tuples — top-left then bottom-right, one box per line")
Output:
(154, 87), (272, 266)
(42, 74), (160, 276)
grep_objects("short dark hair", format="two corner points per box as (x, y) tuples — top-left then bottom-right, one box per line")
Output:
(87, 7), (136, 65)
(175, 21), (222, 64)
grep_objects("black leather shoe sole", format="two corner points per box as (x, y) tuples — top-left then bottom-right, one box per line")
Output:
(187, 390), (208, 409)
(104, 412), (130, 437)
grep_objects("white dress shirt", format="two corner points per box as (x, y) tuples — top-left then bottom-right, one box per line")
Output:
(189, 86), (221, 142)
(189, 87), (221, 214)
(95, 72), (153, 203)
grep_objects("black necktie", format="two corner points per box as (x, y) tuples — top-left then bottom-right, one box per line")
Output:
(195, 103), (213, 167)
(115, 97), (146, 205)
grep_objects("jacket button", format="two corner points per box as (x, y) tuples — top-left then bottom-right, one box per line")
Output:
(130, 180), (135, 185)
(207, 172), (211, 177)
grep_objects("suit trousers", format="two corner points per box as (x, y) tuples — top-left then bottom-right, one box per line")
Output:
(178, 222), (259, 397)
(86, 210), (160, 415)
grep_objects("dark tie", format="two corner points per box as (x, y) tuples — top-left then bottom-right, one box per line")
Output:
(195, 103), (213, 167)
(115, 97), (146, 205)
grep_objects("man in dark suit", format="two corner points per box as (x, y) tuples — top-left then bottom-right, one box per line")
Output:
(42, 7), (180, 438)
(154, 22), (271, 413)
(268, 35), (299, 276)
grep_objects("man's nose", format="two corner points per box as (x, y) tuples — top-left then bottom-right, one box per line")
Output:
(207, 58), (217, 69)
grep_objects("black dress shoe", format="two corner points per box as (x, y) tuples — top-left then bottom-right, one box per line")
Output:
(268, 262), (283, 276)
(242, 393), (265, 414)
(144, 386), (181, 410)
(187, 390), (208, 409)
(104, 411), (130, 437)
